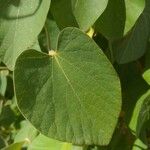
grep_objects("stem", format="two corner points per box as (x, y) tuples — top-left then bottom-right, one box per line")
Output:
(44, 22), (51, 51)
(108, 40), (114, 63)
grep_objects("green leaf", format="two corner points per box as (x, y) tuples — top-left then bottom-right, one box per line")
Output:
(28, 134), (72, 150)
(125, 0), (145, 34)
(132, 139), (147, 150)
(50, 0), (78, 29)
(114, 0), (150, 64)
(0, 0), (51, 70)
(30, 40), (41, 52)
(129, 90), (150, 143)
(39, 18), (60, 51)
(14, 121), (37, 143)
(143, 69), (150, 85)
(3, 142), (25, 150)
(95, 0), (126, 39)
(72, 0), (108, 31)
(46, 19), (60, 50)
(14, 27), (121, 145)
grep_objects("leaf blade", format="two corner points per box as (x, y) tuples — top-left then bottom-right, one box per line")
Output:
(14, 27), (121, 145)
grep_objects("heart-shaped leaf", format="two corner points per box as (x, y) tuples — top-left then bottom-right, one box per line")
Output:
(72, 0), (108, 31)
(14, 27), (121, 145)
(0, 0), (50, 70)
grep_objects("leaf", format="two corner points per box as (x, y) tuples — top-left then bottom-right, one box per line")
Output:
(132, 139), (147, 150)
(117, 62), (149, 124)
(46, 19), (60, 50)
(14, 121), (37, 143)
(114, 0), (150, 64)
(72, 0), (108, 31)
(0, 105), (16, 127)
(14, 27), (121, 145)
(50, 0), (78, 29)
(38, 18), (60, 51)
(3, 142), (25, 150)
(0, 0), (51, 70)
(30, 40), (41, 52)
(28, 134), (72, 150)
(125, 0), (145, 34)
(129, 90), (150, 143)
(95, 0), (126, 39)
(143, 69), (150, 85)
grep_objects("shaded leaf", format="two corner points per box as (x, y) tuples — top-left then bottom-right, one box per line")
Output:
(72, 0), (108, 31)
(46, 19), (60, 50)
(0, 105), (16, 127)
(50, 0), (78, 29)
(114, 0), (150, 64)
(14, 27), (121, 145)
(95, 0), (126, 39)
(38, 18), (60, 51)
(117, 62), (149, 124)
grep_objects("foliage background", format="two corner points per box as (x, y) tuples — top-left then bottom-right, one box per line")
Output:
(0, 0), (150, 149)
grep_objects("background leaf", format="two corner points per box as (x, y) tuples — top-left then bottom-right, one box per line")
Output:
(28, 134), (72, 150)
(0, 0), (51, 70)
(95, 0), (126, 40)
(14, 121), (37, 143)
(50, 0), (78, 29)
(3, 141), (25, 150)
(132, 139), (147, 150)
(72, 0), (108, 31)
(114, 0), (150, 64)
